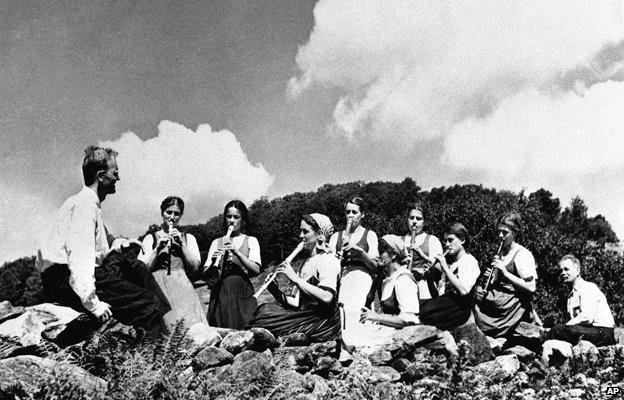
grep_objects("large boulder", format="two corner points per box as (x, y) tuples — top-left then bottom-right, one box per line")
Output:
(249, 327), (279, 351)
(451, 322), (494, 365)
(219, 330), (255, 355)
(542, 339), (573, 366)
(0, 303), (100, 350)
(232, 349), (266, 367)
(0, 310), (49, 347)
(0, 355), (106, 394)
(382, 324), (440, 358)
(193, 346), (234, 371)
(187, 322), (221, 346)
(0, 301), (25, 323)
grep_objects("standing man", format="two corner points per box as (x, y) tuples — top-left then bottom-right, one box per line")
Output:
(38, 146), (122, 323)
(546, 254), (616, 346)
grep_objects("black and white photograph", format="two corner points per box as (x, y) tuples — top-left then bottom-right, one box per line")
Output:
(1, 1), (623, 398)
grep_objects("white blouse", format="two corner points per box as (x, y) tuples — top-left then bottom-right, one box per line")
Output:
(205, 234), (262, 267)
(380, 267), (420, 324)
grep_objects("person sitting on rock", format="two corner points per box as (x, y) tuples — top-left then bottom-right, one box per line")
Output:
(247, 213), (341, 343)
(474, 212), (539, 338)
(420, 222), (481, 331)
(341, 234), (420, 352)
(545, 254), (615, 347)
(37, 146), (168, 339)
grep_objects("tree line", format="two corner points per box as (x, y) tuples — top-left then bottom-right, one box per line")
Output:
(2, 178), (622, 326)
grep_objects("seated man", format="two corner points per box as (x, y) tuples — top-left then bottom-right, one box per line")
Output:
(545, 254), (615, 347)
(38, 146), (169, 339)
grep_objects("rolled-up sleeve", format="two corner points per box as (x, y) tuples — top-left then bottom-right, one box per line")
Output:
(66, 203), (107, 315)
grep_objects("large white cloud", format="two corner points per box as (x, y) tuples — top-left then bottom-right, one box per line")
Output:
(100, 120), (274, 237)
(0, 183), (53, 264)
(0, 120), (272, 264)
(289, 0), (624, 143)
(289, 0), (624, 238)
(444, 81), (624, 237)
(444, 82), (624, 177)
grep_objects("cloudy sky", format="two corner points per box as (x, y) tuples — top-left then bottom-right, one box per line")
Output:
(1, 0), (623, 263)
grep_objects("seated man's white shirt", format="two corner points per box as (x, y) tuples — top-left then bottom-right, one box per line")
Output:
(567, 278), (614, 328)
(38, 186), (110, 315)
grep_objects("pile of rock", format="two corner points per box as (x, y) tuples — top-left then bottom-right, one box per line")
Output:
(0, 301), (110, 394)
(2, 298), (624, 399)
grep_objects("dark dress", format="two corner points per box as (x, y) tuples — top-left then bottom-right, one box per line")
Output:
(247, 253), (341, 342)
(42, 244), (170, 339)
(207, 235), (257, 329)
(474, 245), (536, 337)
(420, 253), (480, 331)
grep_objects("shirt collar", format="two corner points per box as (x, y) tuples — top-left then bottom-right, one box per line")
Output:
(81, 186), (101, 208)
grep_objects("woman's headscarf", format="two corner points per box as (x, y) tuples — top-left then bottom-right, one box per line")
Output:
(309, 213), (334, 253)
(381, 234), (409, 265)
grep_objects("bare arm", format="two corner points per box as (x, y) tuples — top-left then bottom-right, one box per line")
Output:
(360, 308), (414, 328)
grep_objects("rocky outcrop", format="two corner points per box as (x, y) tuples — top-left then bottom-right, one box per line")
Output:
(382, 324), (440, 359)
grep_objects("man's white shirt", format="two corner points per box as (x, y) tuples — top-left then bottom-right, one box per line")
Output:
(38, 186), (110, 315)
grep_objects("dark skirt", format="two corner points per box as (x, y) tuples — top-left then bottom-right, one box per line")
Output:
(474, 286), (531, 338)
(247, 302), (341, 342)
(208, 270), (256, 330)
(420, 294), (472, 331)
(42, 249), (170, 338)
